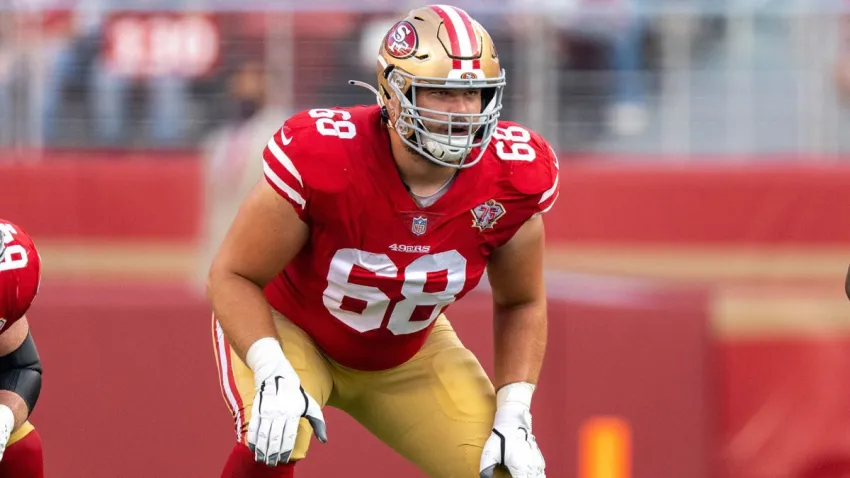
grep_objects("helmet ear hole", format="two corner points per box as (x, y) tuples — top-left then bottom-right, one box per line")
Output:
(480, 87), (497, 113)
(382, 64), (396, 80)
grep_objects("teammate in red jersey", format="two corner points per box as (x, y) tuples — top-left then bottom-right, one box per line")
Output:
(0, 220), (45, 477)
(208, 5), (557, 478)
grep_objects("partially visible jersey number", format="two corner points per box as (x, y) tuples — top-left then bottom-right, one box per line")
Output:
(493, 125), (536, 162)
(0, 224), (27, 272)
(323, 249), (467, 335)
(309, 109), (357, 139)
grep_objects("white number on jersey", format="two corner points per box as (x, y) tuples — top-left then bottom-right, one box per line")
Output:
(492, 125), (536, 162)
(387, 251), (466, 335)
(0, 224), (27, 272)
(323, 249), (467, 335)
(308, 109), (357, 139)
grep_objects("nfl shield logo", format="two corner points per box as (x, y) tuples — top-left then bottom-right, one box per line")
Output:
(411, 216), (428, 236)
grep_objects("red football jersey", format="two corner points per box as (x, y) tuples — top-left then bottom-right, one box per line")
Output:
(262, 105), (559, 370)
(0, 219), (42, 332)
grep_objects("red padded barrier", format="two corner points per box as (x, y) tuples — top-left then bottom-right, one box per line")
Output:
(26, 274), (713, 478)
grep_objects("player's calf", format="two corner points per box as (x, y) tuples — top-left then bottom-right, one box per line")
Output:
(222, 442), (295, 478)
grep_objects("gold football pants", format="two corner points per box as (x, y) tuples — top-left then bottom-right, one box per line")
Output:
(213, 311), (499, 478)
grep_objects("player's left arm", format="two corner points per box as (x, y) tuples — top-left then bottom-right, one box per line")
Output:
(487, 214), (547, 391)
(486, 131), (558, 393)
(0, 317), (42, 453)
(480, 215), (548, 478)
(480, 131), (557, 478)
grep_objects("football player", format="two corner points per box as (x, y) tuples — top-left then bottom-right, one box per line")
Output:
(208, 5), (558, 478)
(0, 219), (45, 477)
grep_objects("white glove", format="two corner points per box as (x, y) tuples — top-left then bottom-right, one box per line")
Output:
(0, 405), (14, 462)
(480, 382), (546, 478)
(245, 338), (327, 467)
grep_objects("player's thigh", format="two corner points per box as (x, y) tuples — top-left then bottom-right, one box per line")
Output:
(6, 420), (34, 447)
(211, 312), (332, 460)
(0, 424), (42, 478)
(342, 316), (496, 478)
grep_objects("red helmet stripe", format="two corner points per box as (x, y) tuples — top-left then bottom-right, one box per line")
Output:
(431, 5), (463, 70)
(452, 6), (481, 69)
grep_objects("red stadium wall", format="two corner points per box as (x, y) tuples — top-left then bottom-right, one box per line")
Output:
(3, 153), (850, 243)
(547, 158), (850, 245)
(721, 338), (850, 478)
(27, 277), (713, 478)
(0, 152), (202, 240)
(4, 151), (849, 477)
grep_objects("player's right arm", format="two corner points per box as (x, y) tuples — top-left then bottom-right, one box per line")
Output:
(207, 117), (316, 361)
(206, 180), (307, 360)
(206, 120), (327, 467)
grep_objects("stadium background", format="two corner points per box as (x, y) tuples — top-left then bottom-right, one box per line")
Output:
(1, 1), (849, 477)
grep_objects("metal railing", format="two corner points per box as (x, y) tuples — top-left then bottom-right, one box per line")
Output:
(0, 2), (846, 157)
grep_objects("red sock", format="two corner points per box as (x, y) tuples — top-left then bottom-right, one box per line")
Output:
(0, 429), (44, 478)
(221, 442), (296, 478)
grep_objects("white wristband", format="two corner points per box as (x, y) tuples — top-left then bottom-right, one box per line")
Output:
(0, 405), (14, 437)
(496, 382), (536, 411)
(245, 337), (286, 373)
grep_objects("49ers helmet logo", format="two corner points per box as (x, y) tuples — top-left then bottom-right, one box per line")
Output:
(385, 21), (418, 59)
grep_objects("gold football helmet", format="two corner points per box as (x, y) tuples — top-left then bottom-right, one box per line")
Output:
(353, 5), (505, 168)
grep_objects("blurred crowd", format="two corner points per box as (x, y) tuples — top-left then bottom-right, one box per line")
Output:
(0, 0), (848, 155)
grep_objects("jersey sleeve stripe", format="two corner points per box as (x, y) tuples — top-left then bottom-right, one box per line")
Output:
(266, 136), (303, 187)
(540, 191), (559, 214)
(539, 172), (559, 204)
(264, 161), (306, 209)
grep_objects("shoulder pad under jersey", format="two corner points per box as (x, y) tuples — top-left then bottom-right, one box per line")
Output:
(262, 105), (384, 218)
(488, 121), (560, 215)
(0, 219), (42, 325)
